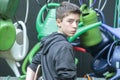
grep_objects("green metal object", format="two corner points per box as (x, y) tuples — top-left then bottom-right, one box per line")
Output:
(0, 19), (16, 50)
(36, 3), (60, 41)
(0, 0), (19, 19)
(80, 4), (102, 47)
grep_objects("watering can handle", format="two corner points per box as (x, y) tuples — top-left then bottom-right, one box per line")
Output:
(20, 21), (28, 58)
(14, 21), (29, 59)
(107, 40), (120, 67)
(36, 3), (60, 28)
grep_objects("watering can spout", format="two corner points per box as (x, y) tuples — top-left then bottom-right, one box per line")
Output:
(101, 24), (120, 39)
(68, 22), (102, 42)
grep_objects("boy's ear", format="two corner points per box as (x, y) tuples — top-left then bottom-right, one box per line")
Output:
(56, 19), (61, 27)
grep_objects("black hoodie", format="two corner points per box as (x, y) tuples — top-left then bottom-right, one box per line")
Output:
(29, 32), (77, 80)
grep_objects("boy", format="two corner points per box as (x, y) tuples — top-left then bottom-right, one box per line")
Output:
(26, 1), (81, 80)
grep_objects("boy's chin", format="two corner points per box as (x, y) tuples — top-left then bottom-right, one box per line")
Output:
(68, 34), (74, 37)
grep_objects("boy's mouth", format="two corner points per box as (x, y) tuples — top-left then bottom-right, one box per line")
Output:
(71, 30), (76, 34)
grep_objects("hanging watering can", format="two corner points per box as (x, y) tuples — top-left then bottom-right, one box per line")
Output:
(0, 19), (16, 50)
(0, 21), (29, 77)
(92, 40), (120, 80)
(80, 4), (102, 47)
(92, 44), (113, 77)
(2, 21), (29, 61)
(36, 3), (60, 41)
(107, 40), (120, 80)
(0, 0), (19, 19)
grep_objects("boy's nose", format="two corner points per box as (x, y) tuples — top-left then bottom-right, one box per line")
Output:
(72, 22), (78, 28)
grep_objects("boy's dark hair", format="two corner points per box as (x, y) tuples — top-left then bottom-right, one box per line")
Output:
(56, 1), (81, 20)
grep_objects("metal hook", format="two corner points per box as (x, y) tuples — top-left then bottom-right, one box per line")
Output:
(98, 0), (108, 11)
(35, 0), (42, 7)
(79, 0), (96, 8)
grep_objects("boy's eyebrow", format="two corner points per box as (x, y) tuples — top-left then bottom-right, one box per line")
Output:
(68, 18), (80, 21)
(68, 18), (79, 20)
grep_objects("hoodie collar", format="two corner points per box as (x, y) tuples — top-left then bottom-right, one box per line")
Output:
(40, 32), (67, 55)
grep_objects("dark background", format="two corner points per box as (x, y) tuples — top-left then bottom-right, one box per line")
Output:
(0, 0), (115, 77)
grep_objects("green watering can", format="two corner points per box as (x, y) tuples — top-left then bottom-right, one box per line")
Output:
(0, 19), (16, 50)
(36, 3), (60, 41)
(0, 0), (19, 19)
(80, 4), (102, 47)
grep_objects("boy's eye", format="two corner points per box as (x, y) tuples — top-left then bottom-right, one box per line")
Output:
(76, 21), (80, 24)
(68, 20), (80, 24)
(68, 20), (73, 24)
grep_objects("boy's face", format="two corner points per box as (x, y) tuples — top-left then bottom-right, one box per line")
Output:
(57, 13), (80, 37)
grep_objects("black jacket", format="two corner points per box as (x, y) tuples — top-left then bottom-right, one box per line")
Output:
(29, 32), (77, 80)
